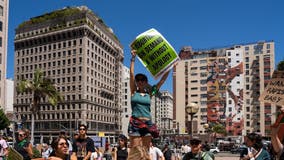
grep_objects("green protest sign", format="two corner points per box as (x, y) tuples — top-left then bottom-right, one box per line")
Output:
(131, 28), (179, 79)
(7, 147), (23, 160)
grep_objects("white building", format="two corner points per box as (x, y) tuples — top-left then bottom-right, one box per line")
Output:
(5, 78), (13, 112)
(0, 0), (9, 110)
(159, 91), (174, 135)
(121, 66), (131, 136)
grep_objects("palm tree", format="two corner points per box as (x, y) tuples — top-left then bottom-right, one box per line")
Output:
(17, 69), (62, 145)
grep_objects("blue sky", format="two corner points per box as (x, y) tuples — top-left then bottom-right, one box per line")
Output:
(8, 0), (284, 93)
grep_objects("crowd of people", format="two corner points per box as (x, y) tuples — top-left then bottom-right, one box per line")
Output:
(1, 49), (284, 160)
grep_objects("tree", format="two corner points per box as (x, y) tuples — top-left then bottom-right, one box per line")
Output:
(205, 123), (227, 144)
(212, 123), (227, 135)
(17, 69), (62, 144)
(277, 60), (284, 71)
(0, 108), (10, 130)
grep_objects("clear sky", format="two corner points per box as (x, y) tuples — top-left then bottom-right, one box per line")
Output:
(7, 0), (284, 93)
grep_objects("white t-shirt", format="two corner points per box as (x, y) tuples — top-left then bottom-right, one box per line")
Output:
(91, 152), (99, 160)
(149, 146), (163, 160)
(0, 139), (8, 158)
(184, 145), (191, 153)
(67, 139), (73, 152)
(91, 152), (103, 160)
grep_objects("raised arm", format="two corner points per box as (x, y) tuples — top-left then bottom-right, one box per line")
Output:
(271, 124), (283, 157)
(130, 50), (137, 95)
(156, 70), (170, 91)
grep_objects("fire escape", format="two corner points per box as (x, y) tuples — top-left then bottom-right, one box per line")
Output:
(250, 59), (261, 132)
(114, 49), (123, 135)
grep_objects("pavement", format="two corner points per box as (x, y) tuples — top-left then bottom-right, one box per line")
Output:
(215, 152), (240, 160)
(173, 151), (240, 160)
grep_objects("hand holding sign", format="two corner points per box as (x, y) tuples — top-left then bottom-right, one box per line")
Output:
(131, 28), (179, 79)
(259, 71), (284, 105)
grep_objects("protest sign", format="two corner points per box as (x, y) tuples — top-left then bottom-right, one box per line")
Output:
(259, 77), (284, 105)
(131, 28), (179, 79)
(8, 147), (23, 160)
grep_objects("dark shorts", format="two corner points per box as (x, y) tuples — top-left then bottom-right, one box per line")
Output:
(128, 117), (152, 137)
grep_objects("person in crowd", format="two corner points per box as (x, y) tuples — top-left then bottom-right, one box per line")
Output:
(201, 141), (210, 152)
(114, 134), (128, 160)
(243, 132), (271, 160)
(59, 130), (73, 155)
(71, 124), (95, 160)
(182, 137), (214, 160)
(0, 134), (8, 160)
(271, 122), (284, 159)
(90, 147), (103, 160)
(162, 143), (172, 160)
(73, 132), (79, 142)
(49, 135), (70, 160)
(103, 147), (112, 160)
(33, 136), (70, 160)
(182, 143), (191, 155)
(128, 49), (170, 159)
(41, 143), (52, 159)
(14, 129), (33, 160)
(149, 141), (164, 160)
(239, 143), (249, 160)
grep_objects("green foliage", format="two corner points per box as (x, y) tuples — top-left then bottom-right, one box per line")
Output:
(277, 60), (284, 71)
(0, 108), (10, 130)
(212, 123), (227, 135)
(17, 69), (63, 113)
(18, 7), (81, 28)
(32, 147), (41, 158)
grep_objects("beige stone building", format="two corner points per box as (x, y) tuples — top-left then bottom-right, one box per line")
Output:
(14, 6), (124, 143)
(173, 41), (275, 141)
(0, 0), (9, 110)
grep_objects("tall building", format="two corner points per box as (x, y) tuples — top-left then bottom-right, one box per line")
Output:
(14, 6), (124, 143)
(174, 41), (275, 140)
(0, 0), (9, 110)
(158, 91), (174, 136)
(121, 66), (131, 136)
(5, 79), (13, 113)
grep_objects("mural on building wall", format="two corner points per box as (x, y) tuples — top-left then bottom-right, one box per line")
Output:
(207, 58), (244, 136)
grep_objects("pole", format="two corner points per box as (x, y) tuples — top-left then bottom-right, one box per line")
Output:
(155, 95), (157, 124)
(190, 113), (193, 140)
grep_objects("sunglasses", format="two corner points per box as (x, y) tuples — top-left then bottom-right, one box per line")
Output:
(79, 128), (86, 131)
(59, 142), (68, 146)
(18, 134), (25, 137)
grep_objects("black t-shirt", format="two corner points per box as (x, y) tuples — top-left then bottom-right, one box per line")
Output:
(117, 147), (128, 160)
(72, 137), (95, 160)
(280, 151), (284, 160)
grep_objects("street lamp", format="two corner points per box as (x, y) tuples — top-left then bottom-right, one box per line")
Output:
(186, 103), (199, 140)
(203, 123), (211, 143)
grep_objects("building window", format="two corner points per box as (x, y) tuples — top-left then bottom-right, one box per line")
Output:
(0, 21), (2, 31)
(0, 6), (3, 16)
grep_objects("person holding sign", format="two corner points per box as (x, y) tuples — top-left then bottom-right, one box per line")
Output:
(271, 108), (284, 160)
(127, 50), (170, 160)
(14, 129), (33, 160)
